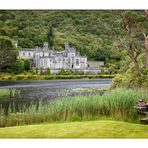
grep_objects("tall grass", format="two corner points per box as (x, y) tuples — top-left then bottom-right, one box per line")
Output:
(0, 88), (17, 97)
(0, 88), (147, 127)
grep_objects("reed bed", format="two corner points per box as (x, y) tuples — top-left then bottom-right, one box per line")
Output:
(0, 88), (147, 127)
(0, 88), (17, 97)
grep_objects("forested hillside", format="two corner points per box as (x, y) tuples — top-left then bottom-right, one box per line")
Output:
(0, 11), (134, 61)
(0, 10), (148, 76)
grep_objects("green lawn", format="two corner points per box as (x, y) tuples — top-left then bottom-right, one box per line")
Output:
(0, 120), (148, 138)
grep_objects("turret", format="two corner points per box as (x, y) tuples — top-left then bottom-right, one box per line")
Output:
(64, 41), (69, 51)
(43, 42), (48, 49)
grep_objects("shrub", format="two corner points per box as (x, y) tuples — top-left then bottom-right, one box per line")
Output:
(111, 74), (148, 88)
(14, 75), (26, 80)
(99, 69), (105, 75)
(46, 67), (51, 75)
(35, 68), (38, 74)
(15, 59), (25, 73)
(59, 68), (67, 75)
(24, 59), (30, 71)
(111, 74), (127, 88)
(32, 68), (36, 75)
(38, 67), (43, 75)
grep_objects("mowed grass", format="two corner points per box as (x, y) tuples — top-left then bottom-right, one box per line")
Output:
(0, 120), (148, 138)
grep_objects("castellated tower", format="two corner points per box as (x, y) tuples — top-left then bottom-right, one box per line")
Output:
(43, 42), (49, 49)
(64, 41), (69, 51)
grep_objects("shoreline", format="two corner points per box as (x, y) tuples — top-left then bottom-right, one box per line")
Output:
(0, 73), (115, 81)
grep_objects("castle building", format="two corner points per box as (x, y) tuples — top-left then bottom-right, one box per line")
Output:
(18, 42), (88, 70)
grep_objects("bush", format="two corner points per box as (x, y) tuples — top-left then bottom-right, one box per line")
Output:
(15, 59), (25, 73)
(32, 68), (36, 75)
(59, 68), (67, 75)
(14, 75), (26, 80)
(38, 67), (43, 75)
(99, 69), (105, 75)
(3, 68), (14, 73)
(111, 74), (148, 88)
(45, 67), (51, 75)
(111, 74), (127, 88)
(35, 68), (38, 75)
(24, 59), (30, 71)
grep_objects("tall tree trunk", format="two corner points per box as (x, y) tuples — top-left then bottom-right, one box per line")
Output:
(132, 57), (143, 76)
(128, 45), (142, 76)
(143, 33), (148, 68)
(144, 10), (148, 68)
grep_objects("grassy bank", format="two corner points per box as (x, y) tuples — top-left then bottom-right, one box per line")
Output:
(0, 88), (147, 127)
(0, 72), (115, 80)
(0, 120), (148, 138)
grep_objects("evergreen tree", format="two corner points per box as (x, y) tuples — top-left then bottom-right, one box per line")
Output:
(46, 67), (51, 75)
(47, 24), (54, 48)
(0, 36), (17, 72)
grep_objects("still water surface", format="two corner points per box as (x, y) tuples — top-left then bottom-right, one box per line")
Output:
(0, 79), (112, 114)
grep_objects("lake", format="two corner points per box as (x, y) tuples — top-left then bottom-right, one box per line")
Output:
(0, 78), (112, 114)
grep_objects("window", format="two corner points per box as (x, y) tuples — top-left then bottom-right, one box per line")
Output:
(23, 52), (25, 56)
(81, 58), (85, 63)
(72, 58), (74, 62)
(28, 52), (31, 56)
(58, 58), (61, 62)
(44, 59), (46, 67)
(41, 60), (43, 67)
(76, 59), (79, 65)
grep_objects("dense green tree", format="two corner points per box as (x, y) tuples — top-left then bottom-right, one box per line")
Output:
(94, 48), (110, 61)
(47, 24), (55, 48)
(59, 68), (66, 75)
(115, 11), (144, 76)
(24, 59), (30, 71)
(15, 59), (24, 73)
(46, 67), (51, 75)
(142, 10), (148, 69)
(0, 36), (17, 72)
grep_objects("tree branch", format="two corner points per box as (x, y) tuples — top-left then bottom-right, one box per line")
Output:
(145, 10), (148, 17)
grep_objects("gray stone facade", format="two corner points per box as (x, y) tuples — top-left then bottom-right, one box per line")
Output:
(19, 42), (88, 70)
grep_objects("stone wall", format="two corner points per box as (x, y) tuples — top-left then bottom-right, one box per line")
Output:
(48, 68), (108, 74)
(88, 61), (104, 68)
